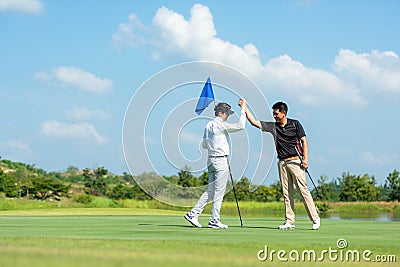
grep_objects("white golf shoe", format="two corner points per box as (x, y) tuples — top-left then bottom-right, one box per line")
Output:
(312, 219), (320, 230)
(278, 222), (295, 230)
(184, 213), (202, 228)
(208, 219), (228, 229)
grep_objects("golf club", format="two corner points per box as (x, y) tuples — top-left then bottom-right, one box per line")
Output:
(294, 146), (322, 200)
(227, 159), (243, 227)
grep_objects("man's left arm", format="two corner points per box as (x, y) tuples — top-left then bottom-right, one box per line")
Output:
(221, 100), (247, 133)
(300, 136), (308, 169)
(221, 108), (246, 133)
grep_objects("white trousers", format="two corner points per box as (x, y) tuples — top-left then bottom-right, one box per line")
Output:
(191, 156), (229, 221)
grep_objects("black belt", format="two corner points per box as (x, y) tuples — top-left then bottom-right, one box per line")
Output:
(209, 155), (227, 158)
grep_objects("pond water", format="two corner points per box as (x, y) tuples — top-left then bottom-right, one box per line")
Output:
(257, 211), (400, 222)
(324, 213), (400, 222)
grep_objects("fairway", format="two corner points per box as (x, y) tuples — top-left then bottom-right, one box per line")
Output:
(0, 209), (399, 267)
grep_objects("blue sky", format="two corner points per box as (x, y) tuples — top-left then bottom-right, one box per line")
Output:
(1, 0), (399, 186)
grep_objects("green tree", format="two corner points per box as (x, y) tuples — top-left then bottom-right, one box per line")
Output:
(66, 165), (79, 174)
(0, 169), (18, 198)
(177, 166), (198, 187)
(253, 184), (278, 202)
(83, 167), (108, 196)
(230, 177), (252, 201)
(130, 183), (152, 200)
(94, 166), (108, 178)
(122, 172), (134, 183)
(109, 184), (136, 200)
(134, 172), (168, 199)
(314, 175), (340, 202)
(164, 174), (179, 185)
(270, 180), (283, 201)
(198, 171), (209, 186)
(338, 172), (380, 201)
(29, 176), (70, 200)
(224, 177), (279, 202)
(384, 169), (400, 201)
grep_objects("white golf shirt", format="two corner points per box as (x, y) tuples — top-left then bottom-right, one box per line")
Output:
(202, 108), (246, 157)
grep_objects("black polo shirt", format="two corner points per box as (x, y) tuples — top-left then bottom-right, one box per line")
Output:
(260, 118), (306, 160)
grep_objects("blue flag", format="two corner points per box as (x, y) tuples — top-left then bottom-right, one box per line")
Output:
(195, 77), (214, 115)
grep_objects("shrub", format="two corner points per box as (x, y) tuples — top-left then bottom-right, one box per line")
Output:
(73, 194), (93, 204)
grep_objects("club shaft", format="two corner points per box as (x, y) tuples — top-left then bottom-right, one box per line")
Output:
(227, 159), (243, 227)
(294, 146), (321, 198)
(306, 169), (320, 196)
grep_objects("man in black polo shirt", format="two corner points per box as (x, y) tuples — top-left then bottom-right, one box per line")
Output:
(243, 100), (320, 230)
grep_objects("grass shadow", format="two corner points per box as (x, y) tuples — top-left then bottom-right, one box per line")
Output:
(229, 225), (277, 230)
(138, 223), (195, 228)
(158, 224), (194, 228)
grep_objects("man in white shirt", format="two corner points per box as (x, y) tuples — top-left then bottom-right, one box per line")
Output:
(184, 99), (246, 229)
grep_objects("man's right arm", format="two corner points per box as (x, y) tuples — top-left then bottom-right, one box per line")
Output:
(243, 102), (262, 129)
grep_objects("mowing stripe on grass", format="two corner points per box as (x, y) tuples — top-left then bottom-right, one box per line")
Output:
(0, 213), (398, 267)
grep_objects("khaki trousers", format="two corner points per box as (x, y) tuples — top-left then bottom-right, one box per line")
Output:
(278, 159), (319, 224)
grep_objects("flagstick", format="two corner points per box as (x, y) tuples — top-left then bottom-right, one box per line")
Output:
(211, 77), (215, 109)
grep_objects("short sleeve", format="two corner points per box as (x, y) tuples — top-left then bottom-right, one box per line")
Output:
(295, 120), (306, 138)
(260, 121), (275, 133)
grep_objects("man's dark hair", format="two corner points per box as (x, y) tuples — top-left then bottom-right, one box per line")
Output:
(272, 101), (288, 114)
(214, 102), (234, 116)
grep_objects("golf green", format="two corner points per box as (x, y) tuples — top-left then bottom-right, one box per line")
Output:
(0, 209), (398, 267)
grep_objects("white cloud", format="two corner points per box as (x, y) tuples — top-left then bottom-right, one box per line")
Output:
(360, 151), (400, 166)
(33, 71), (49, 81)
(34, 66), (112, 94)
(334, 49), (400, 93)
(152, 4), (264, 76)
(0, 0), (42, 14)
(1, 140), (31, 153)
(311, 154), (330, 165)
(41, 120), (107, 144)
(113, 4), (400, 106)
(0, 140), (33, 161)
(64, 107), (112, 121)
(263, 55), (367, 106)
(179, 130), (202, 144)
(112, 13), (147, 48)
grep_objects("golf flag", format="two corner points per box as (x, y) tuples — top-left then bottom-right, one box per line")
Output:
(195, 77), (215, 115)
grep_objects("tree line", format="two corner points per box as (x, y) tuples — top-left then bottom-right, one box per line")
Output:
(0, 159), (399, 202)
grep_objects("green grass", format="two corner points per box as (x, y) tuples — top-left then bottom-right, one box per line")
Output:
(2, 198), (398, 218)
(0, 209), (399, 267)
